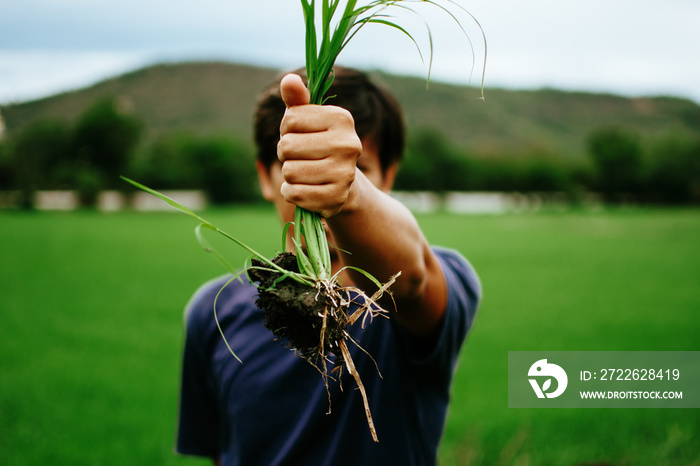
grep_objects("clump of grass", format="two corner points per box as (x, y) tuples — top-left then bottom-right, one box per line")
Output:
(301, 0), (487, 108)
(123, 0), (485, 443)
(281, 0), (486, 441)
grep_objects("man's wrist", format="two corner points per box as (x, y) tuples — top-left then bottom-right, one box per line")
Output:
(335, 167), (369, 217)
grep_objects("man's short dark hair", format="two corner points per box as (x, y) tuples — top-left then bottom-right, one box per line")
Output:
(253, 66), (405, 173)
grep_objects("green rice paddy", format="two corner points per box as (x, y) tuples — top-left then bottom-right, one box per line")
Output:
(1, 206), (698, 465)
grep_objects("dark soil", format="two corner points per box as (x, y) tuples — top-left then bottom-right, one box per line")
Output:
(247, 252), (349, 365)
(248, 251), (388, 442)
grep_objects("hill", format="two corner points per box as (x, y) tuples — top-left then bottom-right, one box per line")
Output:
(3, 61), (700, 159)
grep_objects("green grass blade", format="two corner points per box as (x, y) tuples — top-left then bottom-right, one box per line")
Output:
(121, 176), (213, 227)
(281, 221), (293, 252)
(122, 176), (299, 279)
(195, 223), (238, 275)
(302, 0), (318, 82)
(292, 236), (317, 280)
(214, 276), (245, 363)
(293, 207), (319, 279)
(337, 265), (384, 291)
(421, 0), (488, 98)
(300, 208), (330, 280)
(352, 17), (426, 66)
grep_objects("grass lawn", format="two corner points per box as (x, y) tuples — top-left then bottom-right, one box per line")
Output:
(1, 206), (698, 465)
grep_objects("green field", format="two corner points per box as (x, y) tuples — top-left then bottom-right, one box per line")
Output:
(1, 207), (699, 465)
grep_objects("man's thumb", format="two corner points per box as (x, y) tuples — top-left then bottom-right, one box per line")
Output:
(280, 73), (311, 108)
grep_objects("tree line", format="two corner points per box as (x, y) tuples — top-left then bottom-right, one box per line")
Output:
(1, 96), (699, 208)
(0, 97), (259, 208)
(396, 126), (700, 205)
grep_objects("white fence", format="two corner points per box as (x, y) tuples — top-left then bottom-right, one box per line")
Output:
(0, 190), (207, 212)
(391, 191), (600, 214)
(1, 190), (599, 213)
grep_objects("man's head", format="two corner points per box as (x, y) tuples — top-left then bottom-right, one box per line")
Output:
(253, 66), (405, 176)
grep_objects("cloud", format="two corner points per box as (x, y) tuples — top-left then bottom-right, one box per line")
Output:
(1, 0), (699, 104)
(0, 50), (151, 103)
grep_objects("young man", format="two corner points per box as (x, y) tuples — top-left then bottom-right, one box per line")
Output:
(176, 67), (481, 465)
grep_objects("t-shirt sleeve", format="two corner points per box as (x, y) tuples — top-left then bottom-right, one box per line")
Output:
(175, 281), (222, 458)
(399, 247), (482, 376)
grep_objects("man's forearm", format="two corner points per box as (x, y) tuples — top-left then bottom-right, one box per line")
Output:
(327, 170), (448, 337)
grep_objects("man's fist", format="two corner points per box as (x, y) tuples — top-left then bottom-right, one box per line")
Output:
(277, 74), (363, 218)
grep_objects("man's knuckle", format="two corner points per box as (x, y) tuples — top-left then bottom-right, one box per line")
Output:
(286, 191), (303, 206)
(335, 106), (354, 123)
(279, 135), (299, 160)
(282, 109), (299, 129)
(280, 162), (294, 181)
(340, 169), (355, 188)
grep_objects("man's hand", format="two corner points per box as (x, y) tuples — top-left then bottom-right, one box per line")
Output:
(277, 74), (363, 218)
(275, 74), (448, 339)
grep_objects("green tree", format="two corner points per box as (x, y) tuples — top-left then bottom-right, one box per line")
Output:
(130, 132), (198, 190)
(646, 132), (700, 204)
(587, 126), (643, 202)
(0, 140), (14, 190)
(522, 158), (574, 193)
(127, 132), (260, 204)
(9, 119), (71, 208)
(396, 129), (474, 191)
(71, 97), (142, 204)
(182, 135), (258, 204)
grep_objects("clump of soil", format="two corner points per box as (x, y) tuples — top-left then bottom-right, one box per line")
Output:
(247, 252), (349, 367)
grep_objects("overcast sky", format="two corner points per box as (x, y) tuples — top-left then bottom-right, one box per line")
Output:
(1, 0), (699, 105)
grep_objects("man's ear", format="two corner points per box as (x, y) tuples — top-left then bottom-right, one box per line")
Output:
(380, 163), (399, 193)
(256, 160), (275, 201)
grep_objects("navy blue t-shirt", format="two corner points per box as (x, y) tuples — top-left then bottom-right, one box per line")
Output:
(176, 247), (481, 466)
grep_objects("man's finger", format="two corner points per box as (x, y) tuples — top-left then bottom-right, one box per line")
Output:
(280, 74), (311, 108)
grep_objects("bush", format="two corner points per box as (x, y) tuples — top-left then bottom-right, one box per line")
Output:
(522, 159), (573, 192)
(0, 141), (11, 189)
(130, 133), (198, 190)
(461, 154), (576, 195)
(587, 126), (643, 201)
(396, 128), (578, 195)
(645, 132), (700, 204)
(181, 135), (259, 204)
(8, 119), (72, 208)
(129, 132), (259, 204)
(395, 129), (475, 191)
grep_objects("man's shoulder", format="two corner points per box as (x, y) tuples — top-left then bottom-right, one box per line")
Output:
(432, 246), (482, 299)
(432, 246), (472, 269)
(431, 246), (482, 337)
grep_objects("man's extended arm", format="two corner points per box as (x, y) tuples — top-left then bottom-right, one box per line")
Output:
(278, 74), (448, 339)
